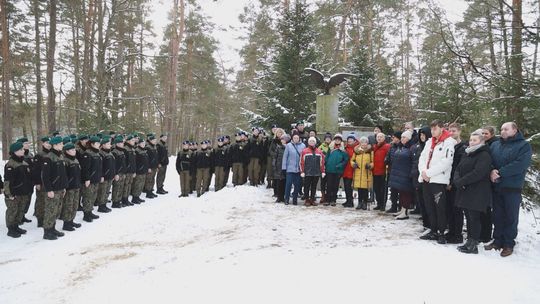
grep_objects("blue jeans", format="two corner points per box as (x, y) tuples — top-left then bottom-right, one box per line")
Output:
(492, 190), (521, 248)
(285, 172), (301, 204)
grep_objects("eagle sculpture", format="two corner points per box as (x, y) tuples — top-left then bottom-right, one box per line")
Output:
(304, 68), (357, 95)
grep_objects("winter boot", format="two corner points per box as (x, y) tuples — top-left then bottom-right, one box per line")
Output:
(71, 221), (82, 228)
(77, 204), (84, 211)
(385, 202), (398, 213)
(131, 197), (141, 204)
(62, 221), (75, 231)
(437, 233), (447, 244)
(304, 199), (312, 207)
(157, 188), (167, 195)
(420, 231), (438, 241)
(97, 204), (112, 213)
(83, 212), (93, 222)
(458, 239), (479, 254)
(319, 194), (326, 205)
(500, 247), (513, 257)
(7, 226), (21, 238)
(21, 216), (32, 224)
(111, 201), (122, 208)
(121, 197), (133, 207)
(15, 225), (27, 234)
(53, 225), (65, 237)
(43, 228), (57, 240)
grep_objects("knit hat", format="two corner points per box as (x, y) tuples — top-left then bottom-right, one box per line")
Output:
(401, 130), (413, 140)
(49, 136), (63, 146)
(63, 143), (75, 151)
(9, 142), (23, 153)
(346, 133), (356, 141)
(308, 136), (317, 145)
(393, 131), (402, 139)
(280, 134), (291, 142)
(333, 133), (343, 140)
(324, 132), (332, 140)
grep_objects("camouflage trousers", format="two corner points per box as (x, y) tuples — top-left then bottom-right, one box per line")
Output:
(196, 168), (211, 196)
(5, 195), (29, 227)
(156, 165), (167, 189)
(131, 174), (146, 198)
(214, 166), (226, 191)
(43, 190), (65, 229)
(232, 163), (245, 186)
(82, 183), (99, 212)
(61, 189), (80, 222)
(34, 188), (47, 222)
(123, 174), (135, 199)
(97, 180), (113, 205)
(111, 174), (126, 203)
(179, 171), (191, 196)
(144, 168), (158, 192)
(22, 191), (33, 215)
(248, 158), (261, 185)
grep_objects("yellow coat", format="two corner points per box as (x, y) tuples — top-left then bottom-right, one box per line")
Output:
(350, 145), (374, 189)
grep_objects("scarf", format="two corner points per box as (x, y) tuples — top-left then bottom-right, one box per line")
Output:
(465, 143), (484, 154)
(427, 129), (451, 169)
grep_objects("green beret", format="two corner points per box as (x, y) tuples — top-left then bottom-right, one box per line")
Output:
(126, 135), (134, 141)
(148, 135), (156, 141)
(49, 136), (63, 146)
(89, 136), (101, 143)
(296, 120), (304, 126)
(17, 137), (29, 143)
(146, 133), (155, 138)
(10, 142), (24, 153)
(63, 142), (75, 151)
(114, 136), (124, 144)
(78, 134), (89, 141)
(63, 136), (71, 144)
(69, 134), (77, 139)
(100, 138), (111, 145)
(40, 136), (50, 143)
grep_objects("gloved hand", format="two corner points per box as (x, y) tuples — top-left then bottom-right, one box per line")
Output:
(300, 173), (305, 178)
(352, 163), (358, 169)
(321, 173), (326, 178)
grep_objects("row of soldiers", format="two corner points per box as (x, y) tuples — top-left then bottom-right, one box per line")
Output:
(176, 127), (276, 197)
(2, 132), (169, 239)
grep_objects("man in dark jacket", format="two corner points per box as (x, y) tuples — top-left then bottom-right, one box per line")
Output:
(230, 133), (248, 186)
(41, 136), (68, 240)
(189, 142), (198, 193)
(97, 137), (114, 213)
(195, 141), (213, 197)
(177, 141), (193, 197)
(122, 135), (137, 207)
(80, 136), (103, 222)
(3, 142), (33, 238)
(212, 137), (230, 191)
(62, 143), (82, 231)
(18, 137), (34, 224)
(246, 128), (265, 186)
(156, 134), (169, 194)
(132, 137), (150, 204)
(486, 122), (532, 257)
(446, 123), (468, 243)
(32, 137), (51, 227)
(144, 135), (159, 199)
(111, 136), (127, 208)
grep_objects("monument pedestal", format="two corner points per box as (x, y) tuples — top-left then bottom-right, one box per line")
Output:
(316, 94), (339, 134)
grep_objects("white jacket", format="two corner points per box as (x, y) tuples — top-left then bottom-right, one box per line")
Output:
(418, 136), (456, 185)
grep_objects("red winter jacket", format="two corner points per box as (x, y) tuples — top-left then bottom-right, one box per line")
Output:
(372, 142), (391, 176)
(300, 146), (325, 176)
(343, 140), (359, 179)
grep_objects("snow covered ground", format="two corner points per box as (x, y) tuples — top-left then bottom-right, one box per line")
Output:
(1, 158), (540, 304)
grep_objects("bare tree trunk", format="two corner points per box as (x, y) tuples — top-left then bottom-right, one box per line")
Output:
(486, 3), (501, 99)
(32, 0), (44, 137)
(510, 0), (523, 127)
(498, 0), (511, 75)
(1, 0), (13, 160)
(532, 0), (540, 78)
(46, 0), (57, 133)
(82, 0), (95, 115)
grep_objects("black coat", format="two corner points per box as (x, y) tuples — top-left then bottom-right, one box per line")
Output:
(100, 149), (116, 181)
(64, 154), (81, 190)
(112, 147), (127, 175)
(246, 136), (265, 159)
(146, 143), (159, 169)
(31, 148), (50, 185)
(272, 144), (286, 179)
(80, 147), (103, 184)
(212, 146), (230, 167)
(41, 150), (68, 192)
(453, 145), (493, 212)
(450, 141), (468, 181)
(135, 146), (150, 175)
(176, 150), (192, 173)
(195, 149), (213, 169)
(4, 155), (33, 196)
(230, 141), (248, 164)
(157, 140), (169, 166)
(124, 144), (137, 174)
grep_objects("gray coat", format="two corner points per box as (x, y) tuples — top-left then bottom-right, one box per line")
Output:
(272, 144), (286, 179)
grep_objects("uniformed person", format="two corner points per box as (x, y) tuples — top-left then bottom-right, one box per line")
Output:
(3, 142), (33, 238)
(41, 136), (68, 240)
(122, 135), (137, 206)
(212, 137), (229, 191)
(223, 135), (232, 186)
(76, 134), (90, 211)
(18, 137), (34, 224)
(96, 137), (114, 213)
(144, 135), (159, 199)
(61, 142), (82, 231)
(189, 142), (198, 193)
(195, 141), (213, 197)
(132, 137), (150, 203)
(32, 136), (51, 227)
(176, 141), (192, 197)
(111, 136), (126, 208)
(156, 134), (169, 194)
(80, 136), (103, 222)
(246, 128), (265, 186)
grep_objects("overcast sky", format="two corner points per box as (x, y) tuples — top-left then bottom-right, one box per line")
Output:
(148, 0), (469, 73)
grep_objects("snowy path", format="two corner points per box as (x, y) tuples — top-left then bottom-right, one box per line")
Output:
(1, 163), (539, 304)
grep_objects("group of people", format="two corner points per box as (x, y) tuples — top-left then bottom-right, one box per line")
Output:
(1, 120), (533, 258)
(1, 132), (169, 240)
